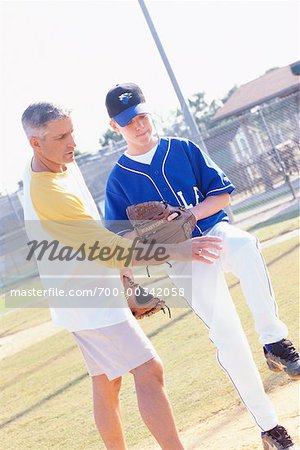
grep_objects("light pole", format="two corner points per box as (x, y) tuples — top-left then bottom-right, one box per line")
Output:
(138, 0), (208, 152)
(138, 0), (235, 222)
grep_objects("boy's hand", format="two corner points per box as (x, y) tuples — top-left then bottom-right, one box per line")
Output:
(126, 201), (196, 244)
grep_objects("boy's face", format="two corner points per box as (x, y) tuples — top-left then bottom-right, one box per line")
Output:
(110, 113), (157, 153)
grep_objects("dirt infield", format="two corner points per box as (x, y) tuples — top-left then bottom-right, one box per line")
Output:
(134, 379), (299, 449)
(179, 381), (299, 450)
(0, 320), (60, 360)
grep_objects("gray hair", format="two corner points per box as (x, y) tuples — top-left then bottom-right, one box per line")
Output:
(21, 102), (71, 140)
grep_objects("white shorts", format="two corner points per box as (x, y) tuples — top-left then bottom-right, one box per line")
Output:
(72, 319), (157, 380)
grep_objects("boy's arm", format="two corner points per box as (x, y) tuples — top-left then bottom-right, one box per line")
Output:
(184, 140), (235, 198)
(190, 193), (230, 221)
(181, 140), (234, 219)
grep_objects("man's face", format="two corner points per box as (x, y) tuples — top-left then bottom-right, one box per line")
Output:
(111, 113), (156, 152)
(32, 117), (76, 165)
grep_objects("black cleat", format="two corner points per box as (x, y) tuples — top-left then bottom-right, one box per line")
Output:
(264, 339), (300, 379)
(261, 425), (298, 449)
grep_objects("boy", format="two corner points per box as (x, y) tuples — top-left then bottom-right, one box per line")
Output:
(104, 83), (299, 449)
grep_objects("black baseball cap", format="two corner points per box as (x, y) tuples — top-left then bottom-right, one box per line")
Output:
(105, 83), (149, 126)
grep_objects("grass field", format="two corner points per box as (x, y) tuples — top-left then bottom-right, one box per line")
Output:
(0, 225), (299, 449)
(246, 208), (299, 242)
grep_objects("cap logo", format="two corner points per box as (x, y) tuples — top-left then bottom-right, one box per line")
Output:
(119, 92), (133, 105)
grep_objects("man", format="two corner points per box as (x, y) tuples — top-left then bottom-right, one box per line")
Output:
(21, 102), (224, 450)
(104, 83), (299, 449)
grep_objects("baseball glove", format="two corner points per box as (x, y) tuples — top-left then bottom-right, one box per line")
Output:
(126, 201), (196, 244)
(123, 276), (170, 320)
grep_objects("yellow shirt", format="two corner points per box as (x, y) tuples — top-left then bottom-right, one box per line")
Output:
(23, 160), (134, 331)
(29, 165), (133, 269)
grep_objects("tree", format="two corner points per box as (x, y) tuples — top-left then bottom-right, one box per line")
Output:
(221, 85), (238, 104)
(188, 92), (223, 130)
(162, 108), (189, 137)
(100, 128), (123, 147)
(163, 91), (225, 137)
(265, 67), (279, 74)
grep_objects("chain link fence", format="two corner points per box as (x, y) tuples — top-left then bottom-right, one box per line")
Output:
(189, 92), (300, 217)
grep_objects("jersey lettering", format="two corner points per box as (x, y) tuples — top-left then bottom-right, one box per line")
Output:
(177, 187), (201, 208)
(193, 186), (201, 204)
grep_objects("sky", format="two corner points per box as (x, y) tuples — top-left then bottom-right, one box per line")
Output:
(0, 0), (299, 193)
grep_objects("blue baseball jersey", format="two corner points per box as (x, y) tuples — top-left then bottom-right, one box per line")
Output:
(105, 137), (235, 236)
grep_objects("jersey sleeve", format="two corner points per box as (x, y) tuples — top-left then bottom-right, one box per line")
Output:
(184, 140), (235, 197)
(105, 176), (133, 236)
(30, 176), (134, 269)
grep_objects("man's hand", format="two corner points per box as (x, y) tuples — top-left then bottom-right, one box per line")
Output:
(175, 236), (223, 264)
(120, 267), (134, 282)
(123, 275), (170, 320)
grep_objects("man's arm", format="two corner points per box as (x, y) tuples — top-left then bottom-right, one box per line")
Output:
(130, 236), (223, 266)
(30, 176), (222, 269)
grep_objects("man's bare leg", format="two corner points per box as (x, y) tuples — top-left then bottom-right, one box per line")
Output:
(92, 374), (127, 450)
(131, 358), (185, 450)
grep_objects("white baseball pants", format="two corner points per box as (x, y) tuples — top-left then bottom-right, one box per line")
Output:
(147, 222), (288, 431)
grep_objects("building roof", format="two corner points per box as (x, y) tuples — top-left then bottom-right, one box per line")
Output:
(213, 61), (300, 122)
